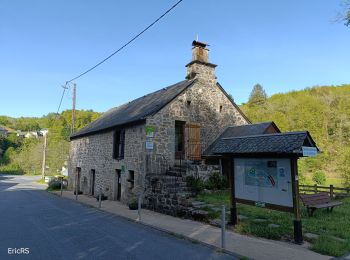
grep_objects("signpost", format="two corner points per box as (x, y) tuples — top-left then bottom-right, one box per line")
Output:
(145, 125), (155, 150)
(231, 157), (303, 244)
(302, 146), (318, 157)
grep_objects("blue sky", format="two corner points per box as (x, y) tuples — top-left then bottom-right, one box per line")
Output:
(1, 0), (349, 118)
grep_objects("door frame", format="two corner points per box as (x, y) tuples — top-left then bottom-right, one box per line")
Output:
(175, 120), (186, 160)
(113, 169), (122, 201)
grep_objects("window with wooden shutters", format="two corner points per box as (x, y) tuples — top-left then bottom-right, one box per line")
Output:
(113, 129), (125, 159)
(186, 123), (201, 160)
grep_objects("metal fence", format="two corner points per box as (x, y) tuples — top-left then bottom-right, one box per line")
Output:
(145, 153), (170, 176)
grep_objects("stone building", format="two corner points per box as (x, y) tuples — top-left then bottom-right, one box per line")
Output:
(69, 41), (250, 207)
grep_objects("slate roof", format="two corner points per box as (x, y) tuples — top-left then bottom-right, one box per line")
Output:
(71, 80), (195, 139)
(206, 131), (318, 156)
(204, 122), (280, 157)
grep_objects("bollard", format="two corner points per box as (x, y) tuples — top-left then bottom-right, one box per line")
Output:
(137, 194), (142, 221)
(75, 184), (78, 200)
(60, 178), (63, 196)
(221, 204), (226, 249)
(98, 188), (102, 208)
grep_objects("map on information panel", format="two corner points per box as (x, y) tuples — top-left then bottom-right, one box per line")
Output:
(244, 161), (278, 188)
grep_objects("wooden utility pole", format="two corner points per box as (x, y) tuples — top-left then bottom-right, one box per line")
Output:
(41, 134), (47, 179)
(71, 83), (76, 134)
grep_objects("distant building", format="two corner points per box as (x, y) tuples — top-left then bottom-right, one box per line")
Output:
(24, 131), (39, 138)
(0, 127), (8, 137)
(39, 129), (49, 136)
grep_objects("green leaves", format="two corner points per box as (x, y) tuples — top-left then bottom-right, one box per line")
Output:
(241, 84), (350, 185)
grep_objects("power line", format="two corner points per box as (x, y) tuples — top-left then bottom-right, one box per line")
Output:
(67, 0), (184, 83)
(53, 0), (183, 121)
(54, 82), (69, 120)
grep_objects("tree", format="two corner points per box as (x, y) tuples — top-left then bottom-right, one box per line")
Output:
(248, 84), (267, 106)
(338, 0), (350, 26)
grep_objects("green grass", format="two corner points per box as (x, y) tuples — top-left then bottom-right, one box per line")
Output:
(36, 178), (46, 184)
(196, 190), (350, 257)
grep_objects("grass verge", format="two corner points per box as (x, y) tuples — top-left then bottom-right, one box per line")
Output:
(196, 190), (350, 257)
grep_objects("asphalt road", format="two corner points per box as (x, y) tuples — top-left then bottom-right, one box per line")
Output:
(0, 175), (234, 260)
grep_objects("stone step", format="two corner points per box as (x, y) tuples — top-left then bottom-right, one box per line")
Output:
(169, 166), (187, 172)
(191, 201), (206, 207)
(166, 171), (184, 177)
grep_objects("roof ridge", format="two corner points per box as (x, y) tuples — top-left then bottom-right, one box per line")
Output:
(221, 131), (307, 140)
(226, 121), (273, 128)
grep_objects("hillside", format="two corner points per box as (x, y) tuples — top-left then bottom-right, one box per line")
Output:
(241, 84), (350, 186)
(0, 110), (101, 175)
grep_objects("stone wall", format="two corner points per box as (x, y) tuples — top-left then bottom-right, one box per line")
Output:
(69, 123), (146, 203)
(146, 80), (248, 167)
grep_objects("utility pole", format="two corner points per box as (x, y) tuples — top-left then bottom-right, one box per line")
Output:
(41, 134), (47, 180)
(71, 83), (76, 134)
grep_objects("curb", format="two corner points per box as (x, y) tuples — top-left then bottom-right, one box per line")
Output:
(49, 191), (248, 259)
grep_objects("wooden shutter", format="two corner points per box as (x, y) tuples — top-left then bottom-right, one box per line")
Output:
(120, 129), (125, 158)
(186, 123), (201, 160)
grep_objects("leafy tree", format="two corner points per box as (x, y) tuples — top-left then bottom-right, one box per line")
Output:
(248, 84), (267, 106)
(312, 171), (326, 185)
(241, 84), (350, 186)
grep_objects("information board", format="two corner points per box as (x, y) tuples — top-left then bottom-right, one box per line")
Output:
(234, 158), (293, 208)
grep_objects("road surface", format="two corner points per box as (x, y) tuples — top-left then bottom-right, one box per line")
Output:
(0, 175), (234, 260)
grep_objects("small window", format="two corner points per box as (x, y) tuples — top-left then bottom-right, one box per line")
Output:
(127, 170), (134, 189)
(113, 129), (125, 159)
(219, 105), (223, 113)
(187, 100), (191, 107)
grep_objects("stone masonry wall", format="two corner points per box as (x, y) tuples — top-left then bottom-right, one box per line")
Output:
(69, 123), (146, 203)
(146, 79), (248, 167)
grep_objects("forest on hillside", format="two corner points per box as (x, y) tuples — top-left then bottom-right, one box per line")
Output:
(0, 110), (101, 175)
(241, 84), (350, 186)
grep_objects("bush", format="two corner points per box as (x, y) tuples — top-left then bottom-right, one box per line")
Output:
(205, 171), (228, 190)
(312, 171), (326, 185)
(128, 197), (138, 210)
(185, 176), (204, 194)
(0, 164), (24, 175)
(48, 180), (62, 190)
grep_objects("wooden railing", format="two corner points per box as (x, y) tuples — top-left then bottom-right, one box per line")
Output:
(299, 184), (350, 198)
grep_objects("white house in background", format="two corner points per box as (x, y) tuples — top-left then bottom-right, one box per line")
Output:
(39, 129), (49, 136)
(24, 131), (39, 138)
(61, 166), (68, 176)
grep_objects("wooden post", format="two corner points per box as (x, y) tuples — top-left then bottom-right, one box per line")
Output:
(71, 84), (76, 134)
(291, 158), (303, 244)
(314, 184), (317, 194)
(230, 158), (237, 226)
(41, 134), (47, 180)
(330, 185), (334, 199)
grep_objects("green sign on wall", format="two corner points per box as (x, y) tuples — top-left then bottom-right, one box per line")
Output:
(145, 125), (155, 137)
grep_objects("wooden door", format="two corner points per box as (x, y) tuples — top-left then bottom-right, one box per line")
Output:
(186, 123), (201, 160)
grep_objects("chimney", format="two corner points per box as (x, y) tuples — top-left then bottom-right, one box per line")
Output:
(186, 40), (217, 84)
